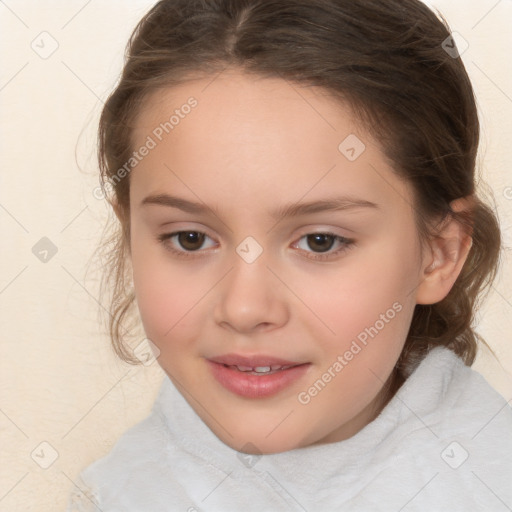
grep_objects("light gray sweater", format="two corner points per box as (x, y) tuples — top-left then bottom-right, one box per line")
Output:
(67, 346), (512, 511)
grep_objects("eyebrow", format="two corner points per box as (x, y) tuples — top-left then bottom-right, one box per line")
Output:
(141, 193), (379, 219)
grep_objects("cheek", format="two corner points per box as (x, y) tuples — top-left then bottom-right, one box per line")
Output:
(293, 234), (420, 351)
(133, 274), (176, 341)
(130, 232), (204, 342)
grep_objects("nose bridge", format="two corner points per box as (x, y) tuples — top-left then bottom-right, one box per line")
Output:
(214, 247), (288, 332)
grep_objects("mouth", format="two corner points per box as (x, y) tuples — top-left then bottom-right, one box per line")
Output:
(206, 354), (311, 398)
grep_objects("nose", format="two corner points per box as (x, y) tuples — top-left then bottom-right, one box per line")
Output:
(213, 256), (289, 334)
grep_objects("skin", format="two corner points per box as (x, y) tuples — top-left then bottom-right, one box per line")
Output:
(122, 69), (472, 454)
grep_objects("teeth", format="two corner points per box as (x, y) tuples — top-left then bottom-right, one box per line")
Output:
(235, 365), (254, 372)
(254, 366), (272, 373)
(231, 364), (287, 373)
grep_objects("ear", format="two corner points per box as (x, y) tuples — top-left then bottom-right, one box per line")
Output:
(415, 197), (473, 305)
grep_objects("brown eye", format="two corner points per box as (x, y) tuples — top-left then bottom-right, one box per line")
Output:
(293, 232), (354, 261)
(158, 230), (216, 257)
(306, 234), (336, 253)
(177, 231), (205, 251)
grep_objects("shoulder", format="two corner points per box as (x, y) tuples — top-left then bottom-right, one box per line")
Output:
(428, 346), (512, 435)
(65, 378), (196, 512)
(65, 374), (210, 511)
(394, 345), (512, 443)
(67, 409), (170, 509)
(380, 346), (512, 510)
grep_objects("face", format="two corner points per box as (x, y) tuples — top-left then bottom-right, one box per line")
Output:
(127, 69), (428, 454)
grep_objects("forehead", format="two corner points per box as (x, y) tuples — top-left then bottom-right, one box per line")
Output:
(133, 70), (357, 149)
(129, 70), (413, 216)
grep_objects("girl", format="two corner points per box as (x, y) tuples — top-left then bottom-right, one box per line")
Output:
(68, 0), (512, 510)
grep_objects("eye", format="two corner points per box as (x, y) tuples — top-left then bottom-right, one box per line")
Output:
(158, 231), (216, 256)
(293, 233), (354, 260)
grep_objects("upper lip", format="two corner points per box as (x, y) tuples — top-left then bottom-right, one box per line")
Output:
(208, 353), (305, 368)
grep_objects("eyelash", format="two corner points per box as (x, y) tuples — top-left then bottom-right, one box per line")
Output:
(157, 231), (355, 261)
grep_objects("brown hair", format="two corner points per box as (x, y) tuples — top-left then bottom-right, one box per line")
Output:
(95, 0), (501, 374)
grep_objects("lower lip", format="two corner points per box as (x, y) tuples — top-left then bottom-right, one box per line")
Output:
(207, 361), (311, 399)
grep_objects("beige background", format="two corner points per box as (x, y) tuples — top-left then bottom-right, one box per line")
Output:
(0, 1), (511, 510)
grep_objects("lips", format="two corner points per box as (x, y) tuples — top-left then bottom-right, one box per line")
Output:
(207, 353), (310, 398)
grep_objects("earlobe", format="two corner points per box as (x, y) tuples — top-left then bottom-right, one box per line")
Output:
(416, 198), (473, 305)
